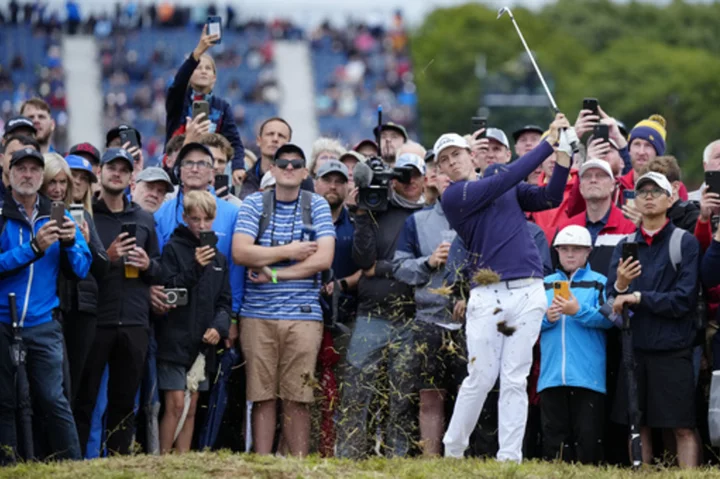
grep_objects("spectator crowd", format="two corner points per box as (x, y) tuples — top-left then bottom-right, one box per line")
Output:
(2, 4), (720, 473)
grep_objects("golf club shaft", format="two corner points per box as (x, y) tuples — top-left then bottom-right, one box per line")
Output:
(506, 13), (559, 113)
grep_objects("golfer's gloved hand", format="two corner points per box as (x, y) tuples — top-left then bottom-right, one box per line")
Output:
(557, 128), (576, 157)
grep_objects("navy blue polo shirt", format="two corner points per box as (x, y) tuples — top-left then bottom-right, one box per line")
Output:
(585, 208), (611, 244)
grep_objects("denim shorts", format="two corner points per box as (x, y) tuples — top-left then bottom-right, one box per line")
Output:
(157, 361), (209, 392)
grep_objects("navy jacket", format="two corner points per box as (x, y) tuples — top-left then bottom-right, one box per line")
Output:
(165, 55), (245, 171)
(607, 222), (700, 351)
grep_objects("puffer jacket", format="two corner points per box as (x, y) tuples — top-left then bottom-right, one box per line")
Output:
(156, 225), (231, 367)
(539, 264), (612, 394)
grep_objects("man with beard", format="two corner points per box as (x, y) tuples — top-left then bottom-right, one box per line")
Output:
(373, 122), (408, 165)
(20, 98), (55, 154)
(0, 135), (40, 201)
(0, 148), (91, 464)
(74, 148), (162, 456)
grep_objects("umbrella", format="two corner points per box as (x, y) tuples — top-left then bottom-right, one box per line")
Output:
(8, 293), (33, 461)
(173, 353), (206, 442)
(142, 334), (160, 455)
(621, 304), (642, 468)
(198, 348), (240, 449)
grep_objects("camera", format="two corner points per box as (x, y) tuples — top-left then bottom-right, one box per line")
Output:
(357, 156), (413, 212)
(164, 288), (188, 306)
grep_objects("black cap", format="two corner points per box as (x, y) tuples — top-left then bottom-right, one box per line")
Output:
(3, 116), (37, 137)
(10, 147), (44, 169)
(424, 149), (435, 163)
(106, 124), (142, 148)
(101, 148), (135, 170)
(273, 143), (306, 162)
(176, 142), (214, 165)
(69, 142), (101, 164)
(372, 122), (408, 141)
(511, 125), (544, 142)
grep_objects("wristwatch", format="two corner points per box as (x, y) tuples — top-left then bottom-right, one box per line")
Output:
(632, 291), (642, 304)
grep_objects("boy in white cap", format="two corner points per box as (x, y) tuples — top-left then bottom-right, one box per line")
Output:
(539, 225), (612, 464)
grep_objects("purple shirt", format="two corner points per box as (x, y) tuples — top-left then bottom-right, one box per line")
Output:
(442, 141), (569, 283)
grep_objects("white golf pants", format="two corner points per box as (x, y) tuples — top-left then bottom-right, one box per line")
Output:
(443, 278), (546, 462)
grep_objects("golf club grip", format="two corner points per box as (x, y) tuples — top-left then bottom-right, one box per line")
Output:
(8, 293), (18, 326)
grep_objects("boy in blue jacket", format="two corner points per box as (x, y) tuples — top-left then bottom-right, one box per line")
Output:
(539, 225), (612, 464)
(165, 26), (246, 182)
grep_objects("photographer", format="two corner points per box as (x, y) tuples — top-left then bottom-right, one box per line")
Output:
(0, 148), (91, 463)
(74, 148), (162, 457)
(157, 190), (231, 454)
(336, 153), (426, 459)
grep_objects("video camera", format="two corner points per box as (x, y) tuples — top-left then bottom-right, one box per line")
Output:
(355, 106), (413, 212)
(355, 156), (412, 212)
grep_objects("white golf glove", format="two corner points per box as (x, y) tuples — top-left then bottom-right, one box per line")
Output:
(558, 127), (578, 157)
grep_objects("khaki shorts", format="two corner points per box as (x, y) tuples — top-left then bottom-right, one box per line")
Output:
(240, 317), (323, 403)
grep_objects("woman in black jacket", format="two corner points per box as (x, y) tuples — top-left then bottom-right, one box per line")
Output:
(44, 153), (110, 404)
(157, 190), (231, 454)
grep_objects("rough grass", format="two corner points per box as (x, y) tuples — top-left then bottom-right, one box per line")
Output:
(2, 453), (720, 478)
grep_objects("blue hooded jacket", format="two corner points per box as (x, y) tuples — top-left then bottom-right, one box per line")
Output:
(538, 264), (611, 394)
(0, 192), (91, 327)
(154, 190), (244, 313)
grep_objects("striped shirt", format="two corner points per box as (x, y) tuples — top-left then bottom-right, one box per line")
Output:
(235, 191), (335, 321)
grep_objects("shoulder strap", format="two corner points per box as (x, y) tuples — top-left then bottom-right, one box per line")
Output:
(256, 190), (275, 244)
(300, 190), (313, 226)
(669, 227), (686, 272)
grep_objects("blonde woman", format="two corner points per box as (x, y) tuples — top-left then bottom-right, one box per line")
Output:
(66, 155), (97, 215)
(44, 153), (110, 403)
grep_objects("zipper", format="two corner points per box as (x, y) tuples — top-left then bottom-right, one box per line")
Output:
(19, 214), (49, 327)
(561, 312), (566, 385)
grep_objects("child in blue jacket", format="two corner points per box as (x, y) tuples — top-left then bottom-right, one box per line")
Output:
(165, 26), (245, 178)
(538, 225), (613, 464)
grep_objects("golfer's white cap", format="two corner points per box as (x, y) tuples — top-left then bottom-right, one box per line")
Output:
(433, 133), (470, 159)
(579, 159), (614, 180)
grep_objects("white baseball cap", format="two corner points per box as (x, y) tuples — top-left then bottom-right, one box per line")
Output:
(433, 133), (470, 159)
(396, 152), (426, 175)
(554, 225), (592, 248)
(579, 158), (614, 180)
(635, 171), (672, 197)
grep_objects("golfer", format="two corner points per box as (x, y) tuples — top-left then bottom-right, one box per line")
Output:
(435, 113), (573, 462)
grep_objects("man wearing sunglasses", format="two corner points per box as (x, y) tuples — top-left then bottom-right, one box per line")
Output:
(233, 143), (336, 456)
(607, 171), (701, 468)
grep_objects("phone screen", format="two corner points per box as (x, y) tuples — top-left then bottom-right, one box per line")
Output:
(207, 16), (222, 44)
(623, 190), (636, 208)
(706, 171), (720, 194)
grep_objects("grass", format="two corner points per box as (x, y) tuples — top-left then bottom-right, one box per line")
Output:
(2, 453), (720, 478)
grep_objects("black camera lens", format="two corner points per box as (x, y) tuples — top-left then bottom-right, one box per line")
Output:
(365, 192), (382, 208)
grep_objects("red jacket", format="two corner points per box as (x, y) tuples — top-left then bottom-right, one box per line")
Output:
(530, 168), (580, 244)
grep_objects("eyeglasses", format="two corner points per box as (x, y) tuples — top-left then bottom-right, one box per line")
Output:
(275, 158), (305, 170)
(636, 188), (667, 199)
(181, 160), (212, 170)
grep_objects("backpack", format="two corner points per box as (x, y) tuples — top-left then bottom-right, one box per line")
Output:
(625, 228), (704, 331)
(255, 189), (313, 244)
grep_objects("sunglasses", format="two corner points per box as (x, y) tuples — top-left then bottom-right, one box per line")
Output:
(275, 158), (305, 170)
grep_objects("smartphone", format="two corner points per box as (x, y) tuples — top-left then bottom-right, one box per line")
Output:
(199, 230), (218, 248)
(121, 223), (137, 245)
(70, 204), (85, 225)
(207, 16), (222, 44)
(553, 281), (570, 300)
(706, 171), (720, 194)
(593, 124), (609, 143)
(583, 98), (599, 116)
(51, 201), (65, 225)
(192, 100), (210, 121)
(623, 190), (636, 208)
(622, 242), (639, 263)
(214, 174), (229, 197)
(119, 128), (140, 150)
(472, 117), (487, 139)
(164, 288), (189, 306)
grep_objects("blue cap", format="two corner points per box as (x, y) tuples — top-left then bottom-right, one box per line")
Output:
(66, 154), (98, 183)
(395, 152), (426, 175)
(101, 148), (134, 171)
